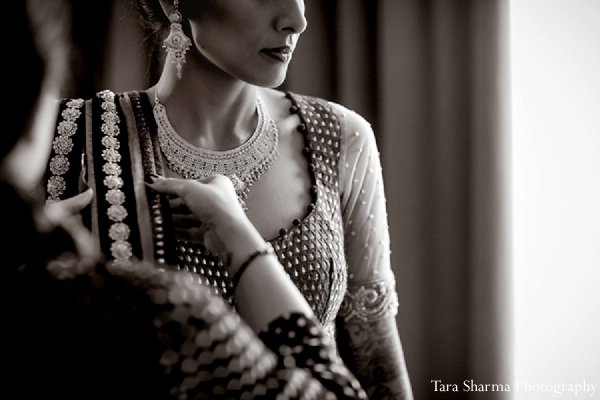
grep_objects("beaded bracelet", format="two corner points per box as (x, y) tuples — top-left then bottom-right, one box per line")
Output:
(231, 243), (275, 291)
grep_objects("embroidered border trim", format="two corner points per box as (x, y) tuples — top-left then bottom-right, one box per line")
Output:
(99, 90), (132, 267)
(338, 279), (399, 323)
(46, 98), (84, 202)
(130, 93), (168, 265)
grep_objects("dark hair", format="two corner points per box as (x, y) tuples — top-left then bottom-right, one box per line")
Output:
(135, 0), (169, 46)
(134, 0), (170, 84)
(134, 0), (203, 36)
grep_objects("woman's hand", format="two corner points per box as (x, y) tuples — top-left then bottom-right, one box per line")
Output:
(42, 188), (99, 276)
(146, 175), (265, 268)
(148, 174), (316, 331)
(44, 188), (94, 221)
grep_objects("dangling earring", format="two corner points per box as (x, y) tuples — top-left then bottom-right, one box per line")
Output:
(163, 0), (192, 79)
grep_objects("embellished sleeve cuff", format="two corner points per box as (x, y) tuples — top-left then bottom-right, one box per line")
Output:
(338, 279), (399, 323)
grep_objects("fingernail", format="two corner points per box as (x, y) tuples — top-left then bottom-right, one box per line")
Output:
(144, 174), (155, 184)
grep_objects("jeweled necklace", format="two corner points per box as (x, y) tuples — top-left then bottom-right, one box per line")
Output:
(153, 91), (279, 210)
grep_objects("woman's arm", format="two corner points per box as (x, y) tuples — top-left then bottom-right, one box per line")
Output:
(146, 173), (368, 398)
(147, 174), (313, 331)
(337, 292), (413, 399)
(336, 104), (414, 399)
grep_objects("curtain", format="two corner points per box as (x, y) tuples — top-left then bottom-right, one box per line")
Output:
(87, 1), (511, 398)
(286, 1), (511, 398)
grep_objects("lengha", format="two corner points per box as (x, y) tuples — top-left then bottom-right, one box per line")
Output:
(44, 90), (399, 345)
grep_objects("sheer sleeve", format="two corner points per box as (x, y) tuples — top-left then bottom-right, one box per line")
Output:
(336, 104), (398, 317)
(331, 103), (413, 399)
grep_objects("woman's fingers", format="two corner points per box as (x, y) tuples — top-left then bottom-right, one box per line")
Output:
(146, 174), (245, 233)
(59, 188), (94, 213)
(146, 175), (190, 196)
(147, 174), (233, 196)
(72, 188), (94, 209)
(45, 188), (93, 220)
(171, 212), (202, 228)
(173, 225), (209, 242)
(168, 197), (192, 214)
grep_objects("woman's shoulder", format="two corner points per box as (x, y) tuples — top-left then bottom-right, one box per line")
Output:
(300, 94), (376, 149)
(264, 88), (375, 139)
(323, 99), (374, 139)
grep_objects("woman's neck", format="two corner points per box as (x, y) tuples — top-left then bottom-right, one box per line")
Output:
(153, 63), (260, 151)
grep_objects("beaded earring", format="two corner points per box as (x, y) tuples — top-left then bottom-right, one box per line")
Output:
(162, 0), (192, 79)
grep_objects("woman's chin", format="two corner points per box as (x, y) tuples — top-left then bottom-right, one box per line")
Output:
(252, 72), (288, 89)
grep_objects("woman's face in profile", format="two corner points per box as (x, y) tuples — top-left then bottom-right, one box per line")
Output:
(185, 0), (307, 87)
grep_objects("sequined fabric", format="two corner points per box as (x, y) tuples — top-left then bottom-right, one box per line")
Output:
(12, 254), (366, 399)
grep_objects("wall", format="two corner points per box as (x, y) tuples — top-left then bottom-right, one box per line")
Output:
(512, 0), (600, 398)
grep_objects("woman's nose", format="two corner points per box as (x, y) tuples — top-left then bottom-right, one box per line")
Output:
(275, 0), (308, 35)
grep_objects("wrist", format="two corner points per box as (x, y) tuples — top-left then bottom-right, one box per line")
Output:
(230, 242), (275, 291)
(219, 218), (268, 275)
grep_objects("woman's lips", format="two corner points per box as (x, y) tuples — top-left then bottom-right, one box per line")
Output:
(260, 46), (292, 62)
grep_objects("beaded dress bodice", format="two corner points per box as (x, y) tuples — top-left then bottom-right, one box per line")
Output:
(44, 90), (401, 346)
(143, 93), (348, 339)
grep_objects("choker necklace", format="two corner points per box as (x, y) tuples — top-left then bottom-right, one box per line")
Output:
(153, 92), (279, 210)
